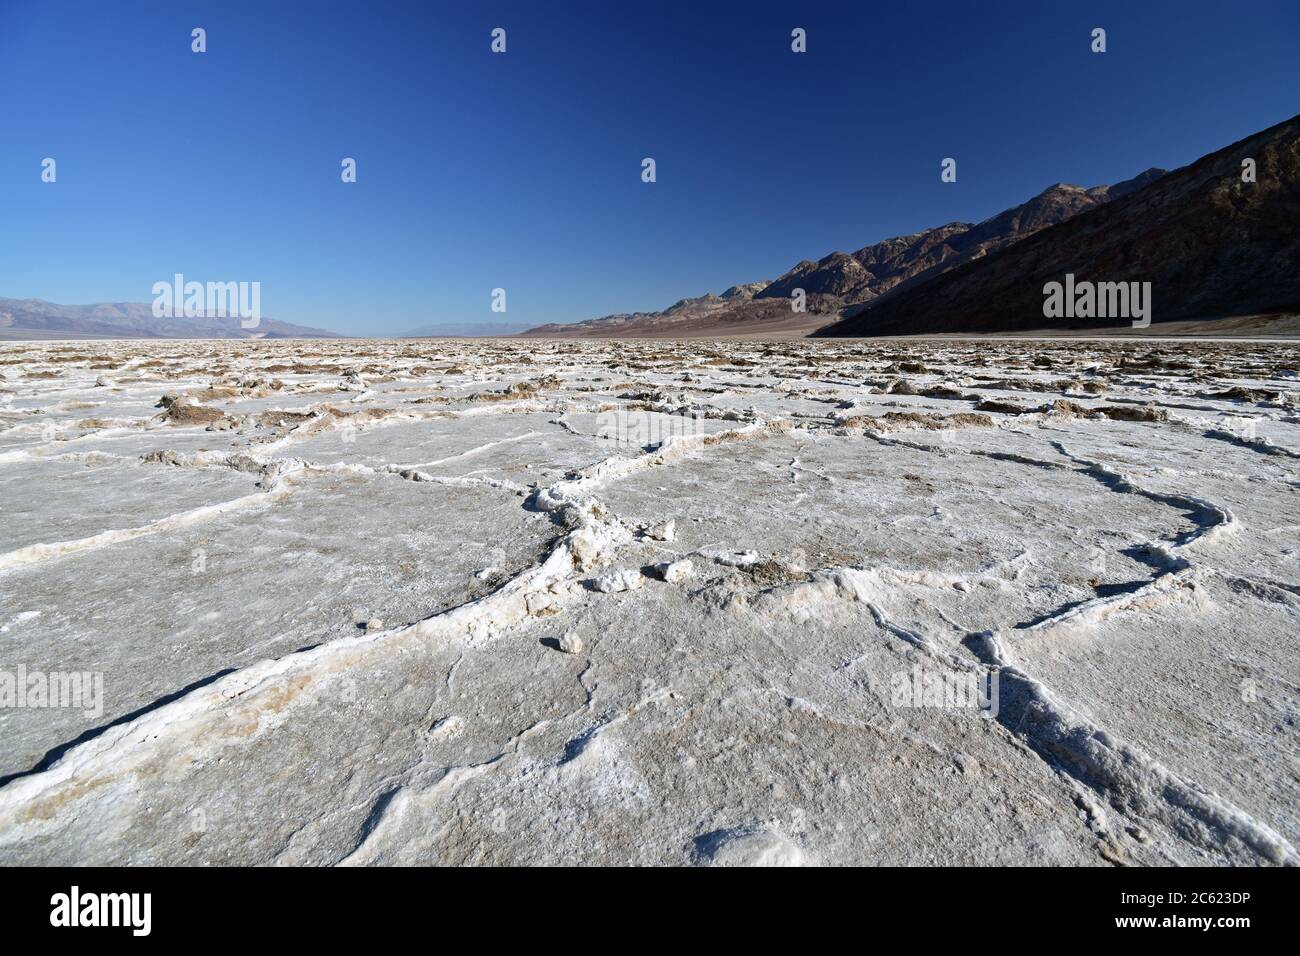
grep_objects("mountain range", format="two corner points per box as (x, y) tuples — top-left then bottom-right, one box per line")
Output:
(518, 170), (1165, 338)
(0, 300), (537, 341)
(821, 113), (1300, 336)
(0, 298), (341, 341)
(523, 112), (1300, 338)
(8, 115), (1296, 343)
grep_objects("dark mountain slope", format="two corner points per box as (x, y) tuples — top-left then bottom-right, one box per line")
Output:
(818, 115), (1300, 336)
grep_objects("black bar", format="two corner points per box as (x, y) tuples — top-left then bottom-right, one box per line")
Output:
(0, 865), (1288, 941)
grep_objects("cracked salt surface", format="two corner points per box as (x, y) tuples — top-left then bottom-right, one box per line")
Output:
(0, 337), (1296, 865)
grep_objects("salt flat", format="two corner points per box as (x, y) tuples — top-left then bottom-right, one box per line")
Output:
(0, 337), (1297, 866)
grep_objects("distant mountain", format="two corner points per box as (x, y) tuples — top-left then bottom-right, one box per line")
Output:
(0, 298), (341, 340)
(520, 169), (1166, 338)
(819, 114), (1300, 336)
(403, 320), (533, 337)
(520, 282), (773, 337)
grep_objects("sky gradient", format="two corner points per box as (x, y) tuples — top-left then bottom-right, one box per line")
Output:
(2, 0), (1298, 335)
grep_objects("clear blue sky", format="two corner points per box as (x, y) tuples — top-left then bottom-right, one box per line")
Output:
(1, 0), (1297, 335)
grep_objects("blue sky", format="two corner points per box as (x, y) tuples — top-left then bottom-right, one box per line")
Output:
(1, 0), (1297, 335)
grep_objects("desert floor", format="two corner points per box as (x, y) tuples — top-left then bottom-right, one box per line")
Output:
(0, 337), (1297, 865)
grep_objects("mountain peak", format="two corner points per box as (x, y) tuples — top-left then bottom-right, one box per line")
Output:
(819, 114), (1297, 335)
